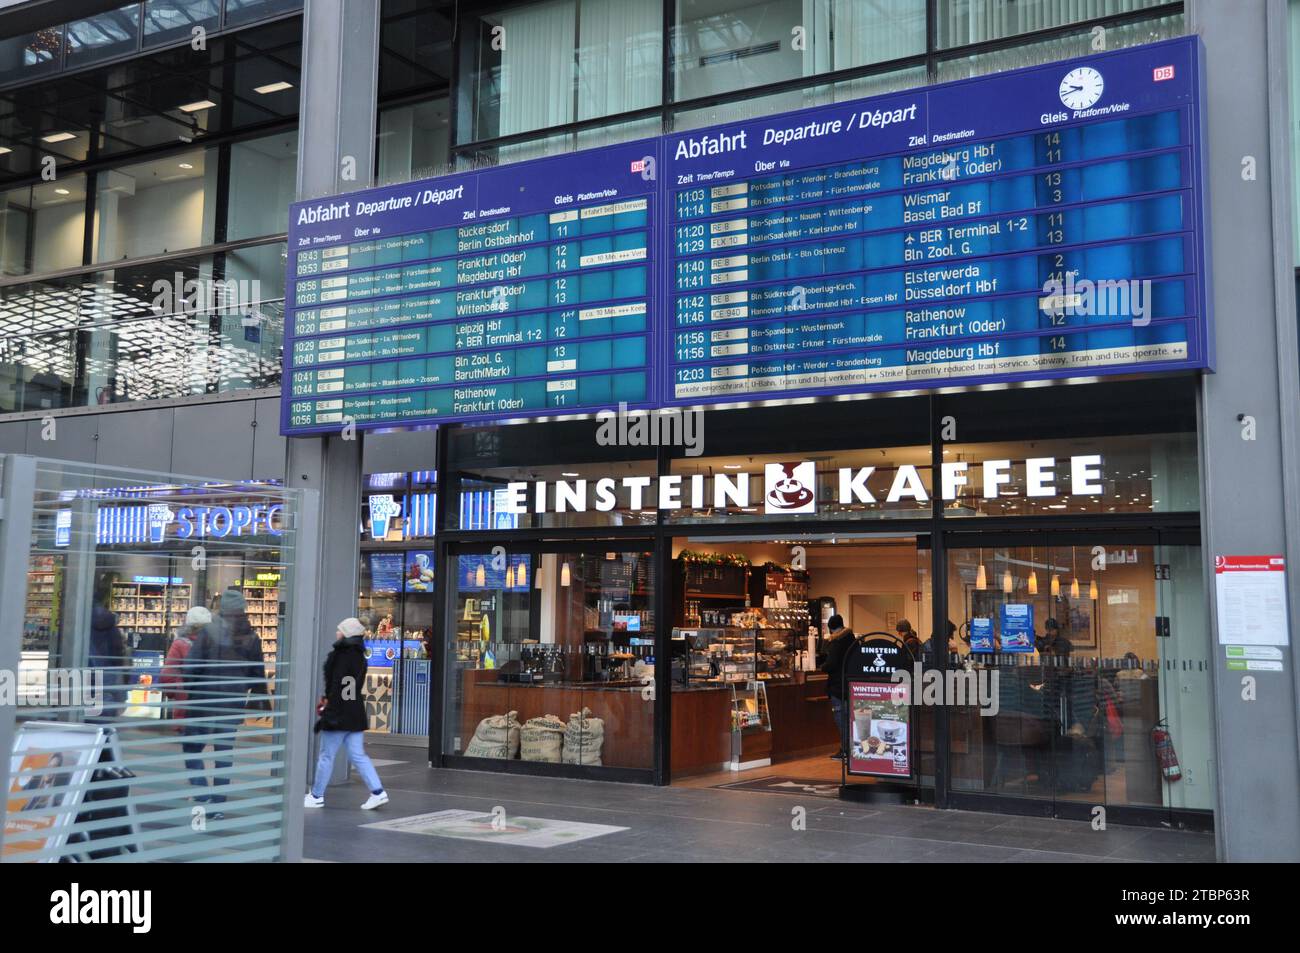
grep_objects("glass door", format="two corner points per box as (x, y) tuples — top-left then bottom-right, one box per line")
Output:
(945, 534), (1214, 823)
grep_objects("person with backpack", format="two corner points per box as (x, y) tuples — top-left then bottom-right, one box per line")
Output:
(161, 606), (212, 789)
(185, 588), (268, 806)
(305, 618), (388, 810)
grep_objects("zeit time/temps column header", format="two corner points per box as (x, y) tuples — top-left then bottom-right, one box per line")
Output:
(281, 37), (1210, 436)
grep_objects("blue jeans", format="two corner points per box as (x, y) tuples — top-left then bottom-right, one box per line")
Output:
(182, 724), (233, 802)
(830, 696), (849, 754)
(312, 731), (383, 798)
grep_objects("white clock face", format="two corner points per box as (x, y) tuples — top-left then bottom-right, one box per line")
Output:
(1059, 67), (1104, 110)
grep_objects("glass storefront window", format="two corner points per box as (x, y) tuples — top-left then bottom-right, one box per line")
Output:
(461, 0), (662, 143)
(0, 179), (88, 277)
(945, 539), (1214, 813)
(671, 0), (925, 103)
(445, 546), (656, 771)
(93, 149), (217, 263)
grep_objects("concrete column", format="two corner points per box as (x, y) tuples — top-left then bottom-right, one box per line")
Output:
(1189, 0), (1300, 861)
(285, 0), (382, 794)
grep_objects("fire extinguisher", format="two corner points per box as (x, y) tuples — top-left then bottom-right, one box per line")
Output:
(1152, 720), (1182, 782)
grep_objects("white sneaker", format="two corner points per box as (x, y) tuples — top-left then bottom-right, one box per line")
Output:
(304, 793), (324, 809)
(361, 791), (388, 810)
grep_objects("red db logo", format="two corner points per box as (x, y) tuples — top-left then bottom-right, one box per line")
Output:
(1153, 65), (1175, 82)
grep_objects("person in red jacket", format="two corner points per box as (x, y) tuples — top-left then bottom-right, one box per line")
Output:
(161, 606), (212, 790)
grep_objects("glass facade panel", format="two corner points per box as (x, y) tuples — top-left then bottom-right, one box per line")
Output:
(0, 179), (88, 276)
(93, 149), (217, 263)
(143, 0), (222, 48)
(227, 132), (297, 241)
(0, 249), (286, 412)
(672, 0), (925, 103)
(936, 0), (1170, 49)
(66, 4), (141, 68)
(0, 28), (63, 85)
(377, 98), (450, 185)
(462, 0), (662, 143)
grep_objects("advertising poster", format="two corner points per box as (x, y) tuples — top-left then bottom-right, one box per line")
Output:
(969, 617), (995, 653)
(1000, 603), (1035, 653)
(364, 639), (400, 669)
(405, 550), (435, 592)
(847, 680), (911, 779)
(122, 650), (165, 719)
(369, 552), (404, 594)
(3, 723), (105, 861)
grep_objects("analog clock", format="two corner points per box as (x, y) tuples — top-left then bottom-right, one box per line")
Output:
(1059, 66), (1104, 110)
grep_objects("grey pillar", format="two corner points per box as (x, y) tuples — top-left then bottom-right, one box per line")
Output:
(287, 0), (382, 795)
(1190, 0), (1300, 861)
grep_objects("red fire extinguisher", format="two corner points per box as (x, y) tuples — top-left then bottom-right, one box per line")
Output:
(1152, 721), (1182, 782)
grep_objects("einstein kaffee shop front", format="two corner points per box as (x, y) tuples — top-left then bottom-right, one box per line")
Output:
(430, 375), (1213, 830)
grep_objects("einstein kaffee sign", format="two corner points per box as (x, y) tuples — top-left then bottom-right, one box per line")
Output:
(500, 454), (1104, 516)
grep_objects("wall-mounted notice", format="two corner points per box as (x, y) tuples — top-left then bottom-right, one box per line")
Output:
(1215, 555), (1289, 647)
(283, 37), (1210, 435)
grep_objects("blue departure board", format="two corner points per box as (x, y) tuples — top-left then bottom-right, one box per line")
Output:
(283, 141), (659, 434)
(660, 38), (1209, 406)
(281, 38), (1210, 435)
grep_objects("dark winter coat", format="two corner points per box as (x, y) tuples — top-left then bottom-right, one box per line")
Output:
(819, 627), (858, 699)
(316, 635), (369, 733)
(187, 613), (267, 714)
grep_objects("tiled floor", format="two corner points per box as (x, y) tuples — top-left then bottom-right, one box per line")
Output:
(301, 743), (1217, 863)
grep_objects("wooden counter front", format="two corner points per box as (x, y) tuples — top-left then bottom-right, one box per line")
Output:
(767, 674), (840, 761)
(459, 670), (652, 769)
(671, 687), (732, 776)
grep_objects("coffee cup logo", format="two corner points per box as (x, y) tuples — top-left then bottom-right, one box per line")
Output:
(763, 461), (816, 514)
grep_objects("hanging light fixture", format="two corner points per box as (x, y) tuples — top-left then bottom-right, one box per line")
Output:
(475, 562), (486, 588)
(516, 560), (527, 588)
(1028, 570), (1038, 594)
(560, 561), (571, 587)
(505, 563), (515, 589)
(1001, 568), (1013, 593)
(1089, 578), (1099, 601)
(1050, 573), (1060, 596)
(534, 564), (544, 590)
(975, 547), (987, 590)
(1070, 547), (1079, 599)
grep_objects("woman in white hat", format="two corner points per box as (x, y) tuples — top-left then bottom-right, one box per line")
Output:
(305, 618), (388, 810)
